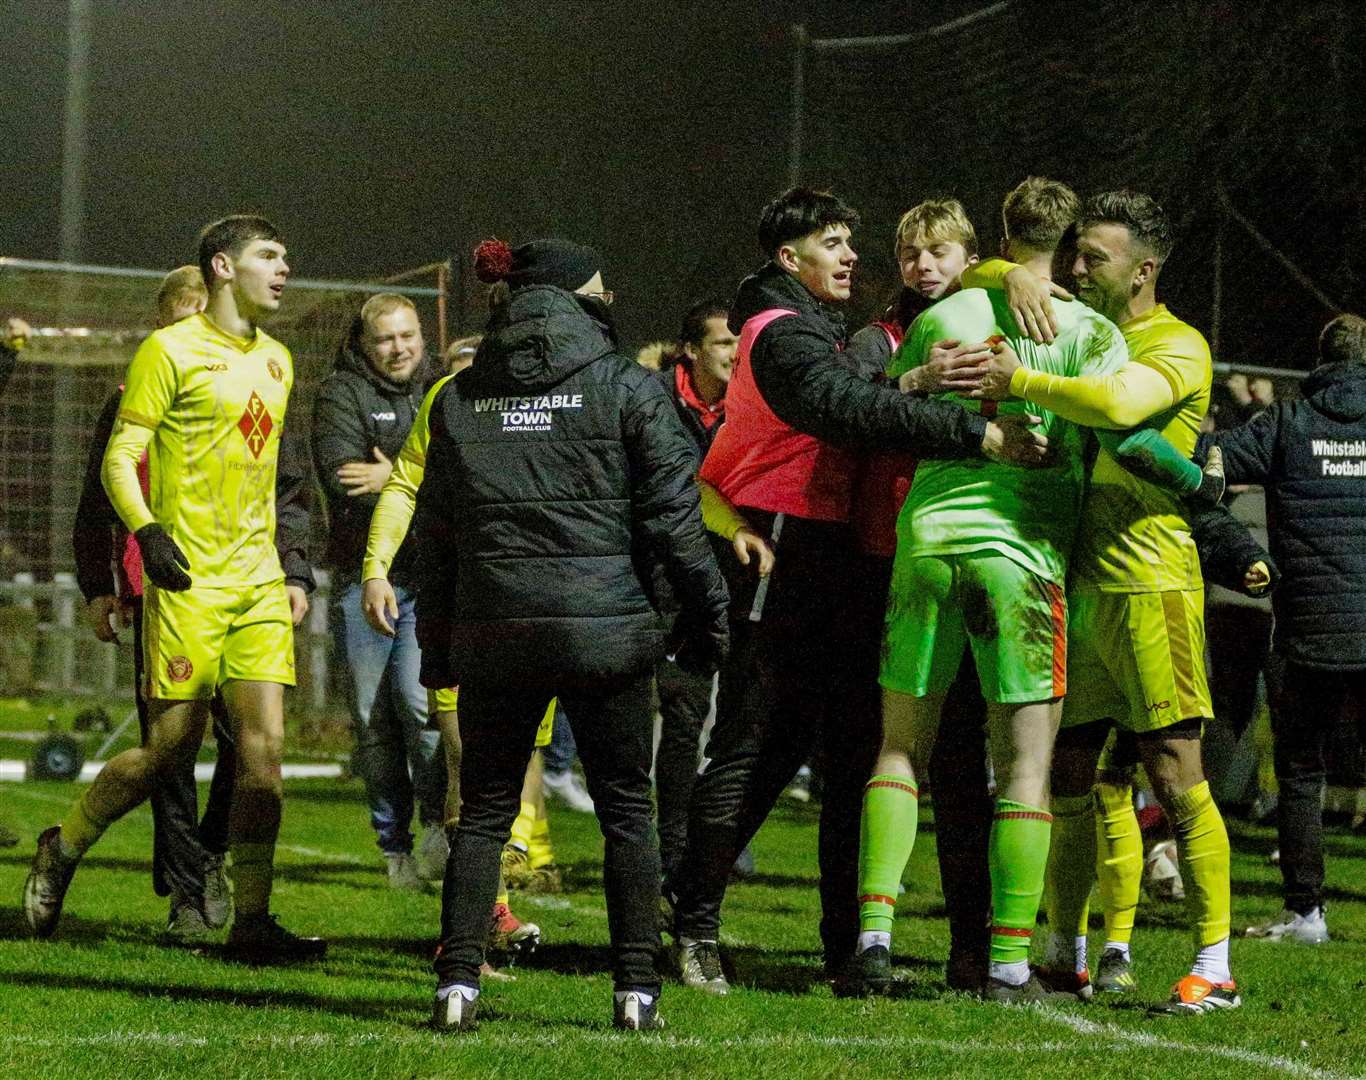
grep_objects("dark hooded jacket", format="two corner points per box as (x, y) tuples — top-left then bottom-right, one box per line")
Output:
(311, 323), (434, 584)
(412, 285), (728, 688)
(733, 264), (989, 455)
(1199, 361), (1366, 669)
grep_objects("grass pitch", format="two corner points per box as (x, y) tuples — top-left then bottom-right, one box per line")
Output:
(1, 776), (1364, 1080)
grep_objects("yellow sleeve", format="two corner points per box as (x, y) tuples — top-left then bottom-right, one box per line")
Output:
(114, 333), (178, 431)
(1008, 361), (1176, 430)
(102, 420), (156, 532)
(960, 257), (1020, 291)
(101, 334), (177, 532)
(698, 477), (749, 541)
(1129, 326), (1211, 403)
(361, 375), (450, 581)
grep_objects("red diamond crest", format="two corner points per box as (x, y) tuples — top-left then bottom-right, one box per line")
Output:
(237, 391), (274, 459)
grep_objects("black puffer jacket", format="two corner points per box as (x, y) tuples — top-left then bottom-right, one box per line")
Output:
(735, 264), (988, 455)
(1200, 361), (1366, 669)
(311, 325), (434, 584)
(413, 286), (728, 688)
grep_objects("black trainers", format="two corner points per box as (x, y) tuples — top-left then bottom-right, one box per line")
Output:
(225, 913), (327, 963)
(982, 972), (1080, 1004)
(201, 853), (232, 930)
(431, 985), (479, 1032)
(613, 990), (665, 1031)
(833, 945), (892, 998)
(945, 947), (989, 993)
(23, 826), (79, 938)
(165, 896), (213, 944)
(677, 938), (729, 995)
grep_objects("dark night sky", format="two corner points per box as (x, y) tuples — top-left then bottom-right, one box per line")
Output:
(3, 1), (1363, 366)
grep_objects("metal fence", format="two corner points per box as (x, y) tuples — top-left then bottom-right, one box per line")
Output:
(0, 570), (343, 719)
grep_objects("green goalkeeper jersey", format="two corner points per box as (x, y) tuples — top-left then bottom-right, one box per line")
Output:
(887, 288), (1129, 586)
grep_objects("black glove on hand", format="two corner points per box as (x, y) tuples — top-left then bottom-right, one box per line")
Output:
(672, 609), (730, 677)
(135, 524), (192, 591)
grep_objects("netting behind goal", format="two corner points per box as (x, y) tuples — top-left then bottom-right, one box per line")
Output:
(797, 1), (1359, 371)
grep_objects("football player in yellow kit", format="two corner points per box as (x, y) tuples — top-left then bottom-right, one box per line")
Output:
(24, 215), (324, 961)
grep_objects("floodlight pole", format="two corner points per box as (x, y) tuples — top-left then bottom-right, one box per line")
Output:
(788, 24), (807, 187)
(60, 0), (92, 263)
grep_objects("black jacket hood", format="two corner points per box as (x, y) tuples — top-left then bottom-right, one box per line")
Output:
(1302, 361), (1366, 423)
(728, 262), (846, 338)
(473, 285), (618, 393)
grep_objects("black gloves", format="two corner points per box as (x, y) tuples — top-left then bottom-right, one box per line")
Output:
(135, 524), (192, 591)
(671, 609), (730, 677)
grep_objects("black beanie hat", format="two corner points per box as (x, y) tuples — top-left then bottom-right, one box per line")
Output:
(473, 237), (601, 292)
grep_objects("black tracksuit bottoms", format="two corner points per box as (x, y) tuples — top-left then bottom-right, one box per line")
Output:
(1271, 662), (1366, 915)
(436, 671), (662, 992)
(131, 599), (236, 901)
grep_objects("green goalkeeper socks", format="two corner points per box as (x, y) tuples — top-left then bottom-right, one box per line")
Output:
(989, 799), (1053, 966)
(857, 775), (919, 934)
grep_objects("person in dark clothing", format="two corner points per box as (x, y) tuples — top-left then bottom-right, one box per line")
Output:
(311, 293), (447, 889)
(0, 315), (32, 848)
(416, 237), (729, 1033)
(71, 266), (315, 939)
(651, 298), (739, 884)
(669, 187), (1047, 996)
(1199, 313), (1366, 944)
(0, 317), (29, 394)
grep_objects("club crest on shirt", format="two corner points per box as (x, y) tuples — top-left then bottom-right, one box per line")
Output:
(267, 359), (284, 383)
(167, 656), (193, 683)
(238, 391), (274, 458)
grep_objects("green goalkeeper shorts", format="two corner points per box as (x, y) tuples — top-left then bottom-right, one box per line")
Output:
(880, 550), (1066, 704)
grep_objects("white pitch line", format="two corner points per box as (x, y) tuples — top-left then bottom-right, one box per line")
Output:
(0, 759), (341, 783)
(0, 1030), (1078, 1054)
(1044, 1008), (1362, 1080)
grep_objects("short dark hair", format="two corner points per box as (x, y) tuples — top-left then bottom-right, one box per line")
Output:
(1080, 190), (1173, 264)
(679, 298), (731, 347)
(1319, 313), (1366, 366)
(757, 187), (860, 259)
(1002, 177), (1080, 251)
(197, 214), (282, 289)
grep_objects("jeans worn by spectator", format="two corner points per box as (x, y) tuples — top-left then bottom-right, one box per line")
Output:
(332, 580), (444, 855)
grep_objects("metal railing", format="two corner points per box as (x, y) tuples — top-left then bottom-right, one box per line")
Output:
(0, 570), (339, 716)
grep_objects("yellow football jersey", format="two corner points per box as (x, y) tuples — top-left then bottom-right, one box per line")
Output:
(114, 313), (293, 587)
(1071, 304), (1211, 593)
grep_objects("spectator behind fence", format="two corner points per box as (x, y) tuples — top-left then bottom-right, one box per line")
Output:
(311, 293), (447, 891)
(1199, 313), (1366, 944)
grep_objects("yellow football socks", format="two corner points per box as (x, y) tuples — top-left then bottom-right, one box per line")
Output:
(1094, 780), (1141, 947)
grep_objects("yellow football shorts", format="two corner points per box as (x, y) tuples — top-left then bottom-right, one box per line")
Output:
(142, 579), (295, 701)
(1062, 587), (1212, 733)
(426, 687), (555, 748)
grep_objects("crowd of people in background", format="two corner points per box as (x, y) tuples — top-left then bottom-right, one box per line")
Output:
(5, 173), (1364, 1033)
